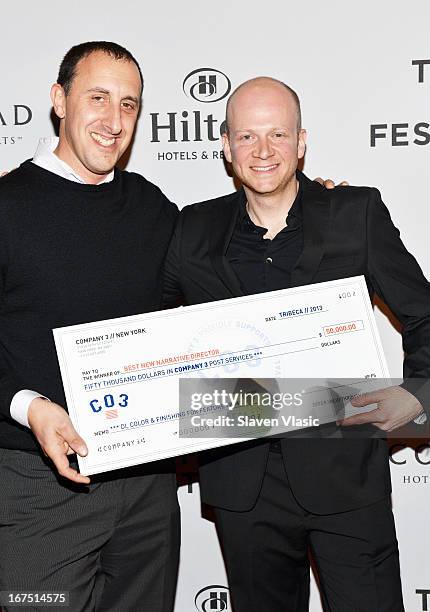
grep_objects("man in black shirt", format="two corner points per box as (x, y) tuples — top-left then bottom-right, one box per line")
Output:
(0, 42), (179, 612)
(227, 180), (303, 294)
(164, 77), (430, 611)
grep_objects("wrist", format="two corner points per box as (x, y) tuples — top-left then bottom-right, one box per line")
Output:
(28, 396), (52, 427)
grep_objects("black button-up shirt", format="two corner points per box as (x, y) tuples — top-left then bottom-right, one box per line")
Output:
(227, 182), (304, 295)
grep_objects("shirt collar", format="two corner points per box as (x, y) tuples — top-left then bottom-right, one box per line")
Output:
(238, 173), (303, 231)
(32, 136), (114, 184)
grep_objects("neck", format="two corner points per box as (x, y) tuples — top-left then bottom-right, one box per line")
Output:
(244, 177), (299, 239)
(54, 136), (109, 185)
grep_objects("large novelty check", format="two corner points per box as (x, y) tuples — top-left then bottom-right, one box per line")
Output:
(53, 276), (389, 475)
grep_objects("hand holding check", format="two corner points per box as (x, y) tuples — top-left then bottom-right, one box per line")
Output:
(28, 397), (90, 484)
(339, 385), (424, 432)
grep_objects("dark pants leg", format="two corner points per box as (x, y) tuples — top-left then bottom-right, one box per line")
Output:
(214, 451), (403, 612)
(309, 498), (404, 612)
(214, 452), (310, 612)
(0, 449), (180, 612)
(97, 466), (180, 612)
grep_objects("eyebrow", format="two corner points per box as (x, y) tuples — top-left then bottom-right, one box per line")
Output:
(86, 87), (140, 105)
(233, 126), (291, 134)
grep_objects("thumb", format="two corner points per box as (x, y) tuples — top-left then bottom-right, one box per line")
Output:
(62, 425), (88, 457)
(339, 408), (380, 427)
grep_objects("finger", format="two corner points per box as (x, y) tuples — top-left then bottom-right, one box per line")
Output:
(338, 409), (380, 426)
(59, 424), (88, 457)
(65, 444), (84, 456)
(372, 421), (392, 432)
(313, 176), (324, 185)
(65, 442), (76, 456)
(339, 181), (349, 186)
(350, 390), (385, 407)
(323, 179), (335, 189)
(45, 445), (90, 484)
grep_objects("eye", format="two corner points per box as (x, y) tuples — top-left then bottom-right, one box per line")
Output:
(238, 134), (252, 141)
(122, 101), (137, 111)
(273, 131), (287, 138)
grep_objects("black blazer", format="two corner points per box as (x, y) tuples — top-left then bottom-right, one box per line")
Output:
(164, 172), (430, 514)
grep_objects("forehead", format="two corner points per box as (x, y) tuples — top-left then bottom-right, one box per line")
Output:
(228, 84), (297, 131)
(71, 51), (142, 95)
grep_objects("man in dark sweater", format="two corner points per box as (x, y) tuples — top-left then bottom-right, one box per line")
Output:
(0, 42), (180, 611)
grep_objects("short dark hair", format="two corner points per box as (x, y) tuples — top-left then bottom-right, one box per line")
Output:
(57, 41), (143, 95)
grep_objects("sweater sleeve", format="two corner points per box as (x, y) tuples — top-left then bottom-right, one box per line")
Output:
(0, 213), (26, 419)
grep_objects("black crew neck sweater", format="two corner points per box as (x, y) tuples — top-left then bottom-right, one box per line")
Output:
(0, 160), (178, 451)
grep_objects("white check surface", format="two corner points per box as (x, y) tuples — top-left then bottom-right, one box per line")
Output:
(53, 276), (389, 475)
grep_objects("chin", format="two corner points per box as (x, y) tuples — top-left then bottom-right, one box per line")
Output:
(89, 160), (117, 175)
(248, 182), (280, 195)
(93, 151), (119, 168)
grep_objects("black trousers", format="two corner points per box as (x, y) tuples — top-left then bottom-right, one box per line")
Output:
(0, 449), (180, 612)
(214, 450), (404, 612)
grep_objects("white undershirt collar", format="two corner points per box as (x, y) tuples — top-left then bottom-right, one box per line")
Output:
(32, 136), (114, 184)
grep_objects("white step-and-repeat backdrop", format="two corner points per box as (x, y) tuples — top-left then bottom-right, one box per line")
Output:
(1, 2), (429, 610)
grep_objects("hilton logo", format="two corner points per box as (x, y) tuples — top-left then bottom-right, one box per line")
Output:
(195, 585), (229, 611)
(183, 68), (231, 104)
(150, 69), (232, 157)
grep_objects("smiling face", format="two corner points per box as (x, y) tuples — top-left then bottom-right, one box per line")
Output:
(51, 50), (142, 184)
(222, 78), (306, 199)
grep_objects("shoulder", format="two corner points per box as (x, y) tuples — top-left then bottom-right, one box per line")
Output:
(0, 162), (35, 216)
(328, 185), (385, 221)
(120, 168), (171, 201)
(0, 161), (32, 194)
(299, 171), (381, 211)
(120, 169), (179, 220)
(180, 190), (239, 219)
(329, 184), (380, 203)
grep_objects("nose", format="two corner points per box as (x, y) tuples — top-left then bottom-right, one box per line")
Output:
(253, 136), (274, 159)
(103, 102), (123, 136)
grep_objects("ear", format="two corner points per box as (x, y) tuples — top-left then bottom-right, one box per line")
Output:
(51, 83), (67, 120)
(297, 129), (307, 160)
(222, 132), (232, 163)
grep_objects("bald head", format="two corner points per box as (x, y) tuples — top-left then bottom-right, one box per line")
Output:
(221, 76), (307, 202)
(223, 77), (302, 135)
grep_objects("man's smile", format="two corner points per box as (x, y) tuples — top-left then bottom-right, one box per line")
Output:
(250, 163), (279, 173)
(90, 132), (117, 147)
